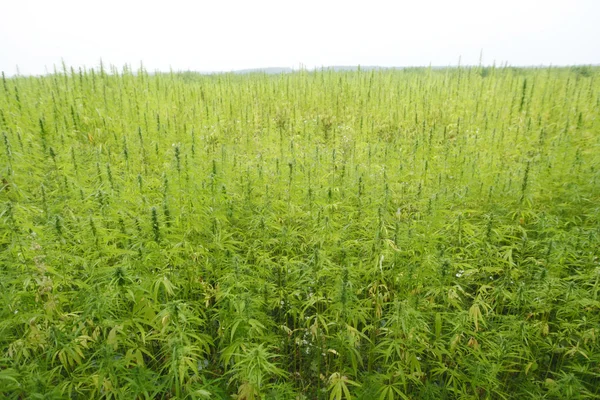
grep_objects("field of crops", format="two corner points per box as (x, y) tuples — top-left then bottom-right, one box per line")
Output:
(0, 65), (599, 399)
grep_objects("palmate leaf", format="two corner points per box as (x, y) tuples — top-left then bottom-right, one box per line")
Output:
(378, 385), (411, 400)
(328, 372), (360, 400)
(152, 275), (177, 302)
(236, 381), (259, 400)
(52, 334), (92, 369)
(468, 303), (482, 332)
(221, 340), (246, 369)
(375, 337), (404, 364)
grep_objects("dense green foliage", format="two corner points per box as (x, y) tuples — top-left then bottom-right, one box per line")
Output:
(1, 65), (599, 399)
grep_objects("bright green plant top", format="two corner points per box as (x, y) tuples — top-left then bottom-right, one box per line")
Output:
(0, 65), (599, 399)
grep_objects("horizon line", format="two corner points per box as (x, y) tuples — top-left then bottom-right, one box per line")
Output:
(2, 63), (599, 78)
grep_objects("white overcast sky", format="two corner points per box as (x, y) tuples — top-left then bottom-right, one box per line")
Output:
(1, 0), (599, 76)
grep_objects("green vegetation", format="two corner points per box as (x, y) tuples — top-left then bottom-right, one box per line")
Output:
(1, 64), (599, 399)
